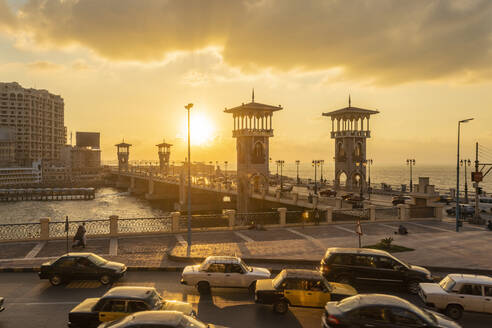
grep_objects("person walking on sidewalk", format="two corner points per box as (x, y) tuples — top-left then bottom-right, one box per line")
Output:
(73, 223), (87, 248)
(314, 207), (320, 225)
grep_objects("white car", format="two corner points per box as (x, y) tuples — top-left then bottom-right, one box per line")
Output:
(419, 273), (492, 320)
(180, 256), (271, 294)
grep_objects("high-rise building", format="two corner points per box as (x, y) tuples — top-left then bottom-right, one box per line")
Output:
(0, 126), (16, 167)
(0, 82), (66, 167)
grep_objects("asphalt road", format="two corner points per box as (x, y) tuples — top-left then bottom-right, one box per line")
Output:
(1, 271), (491, 328)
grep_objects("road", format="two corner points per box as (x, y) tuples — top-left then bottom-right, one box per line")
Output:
(0, 271), (491, 328)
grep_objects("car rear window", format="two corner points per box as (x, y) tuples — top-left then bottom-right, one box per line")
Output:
(337, 296), (359, 312)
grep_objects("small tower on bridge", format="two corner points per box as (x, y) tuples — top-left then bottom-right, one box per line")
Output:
(224, 90), (283, 213)
(115, 141), (132, 172)
(156, 140), (172, 175)
(322, 97), (379, 191)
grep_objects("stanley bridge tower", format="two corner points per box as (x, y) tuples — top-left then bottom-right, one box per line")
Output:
(322, 97), (378, 191)
(225, 91), (283, 213)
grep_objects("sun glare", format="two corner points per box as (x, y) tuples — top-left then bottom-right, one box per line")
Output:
(182, 113), (215, 146)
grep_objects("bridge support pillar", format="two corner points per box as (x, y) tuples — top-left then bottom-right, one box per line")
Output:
(292, 193), (299, 205)
(226, 209), (236, 227)
(369, 205), (376, 221)
(433, 204), (444, 221)
(171, 212), (181, 233)
(278, 208), (287, 226)
(109, 215), (119, 236)
(335, 197), (342, 209)
(40, 217), (50, 240)
(397, 204), (408, 220)
(325, 206), (333, 223)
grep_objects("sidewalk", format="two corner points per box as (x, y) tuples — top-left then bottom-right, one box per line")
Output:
(1, 219), (491, 272)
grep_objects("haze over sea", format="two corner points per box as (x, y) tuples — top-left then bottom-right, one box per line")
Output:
(0, 165), (490, 225)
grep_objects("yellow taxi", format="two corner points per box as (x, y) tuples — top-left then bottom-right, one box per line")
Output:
(255, 269), (357, 314)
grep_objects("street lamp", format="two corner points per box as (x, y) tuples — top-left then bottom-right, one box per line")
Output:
(456, 118), (473, 232)
(275, 160), (279, 184)
(320, 160), (325, 183)
(224, 161), (228, 187)
(277, 160), (285, 190)
(460, 159), (471, 204)
(295, 160), (300, 185)
(366, 159), (373, 200)
(312, 160), (321, 195)
(406, 159), (416, 192)
(184, 103), (193, 256)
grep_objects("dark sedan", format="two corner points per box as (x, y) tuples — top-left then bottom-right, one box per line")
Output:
(322, 294), (461, 328)
(38, 252), (126, 286)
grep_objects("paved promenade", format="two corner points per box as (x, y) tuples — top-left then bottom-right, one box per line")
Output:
(1, 218), (491, 272)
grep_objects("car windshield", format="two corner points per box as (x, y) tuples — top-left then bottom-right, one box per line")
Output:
(337, 296), (359, 312)
(439, 276), (456, 292)
(88, 254), (107, 266)
(148, 290), (162, 309)
(179, 315), (207, 328)
(273, 270), (287, 289)
(240, 259), (252, 272)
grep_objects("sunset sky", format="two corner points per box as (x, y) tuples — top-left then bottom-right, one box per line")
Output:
(1, 0), (491, 167)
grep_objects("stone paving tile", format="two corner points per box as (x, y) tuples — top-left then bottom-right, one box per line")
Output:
(0, 242), (37, 259)
(118, 235), (176, 255)
(184, 231), (244, 245)
(290, 225), (354, 238)
(36, 238), (110, 257)
(239, 228), (304, 241)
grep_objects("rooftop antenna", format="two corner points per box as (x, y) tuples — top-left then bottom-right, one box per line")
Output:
(252, 88), (255, 103)
(349, 94), (351, 107)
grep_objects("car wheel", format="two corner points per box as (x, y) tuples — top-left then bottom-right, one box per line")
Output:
(336, 275), (353, 286)
(273, 300), (289, 314)
(248, 281), (256, 294)
(49, 274), (63, 286)
(407, 280), (420, 294)
(197, 281), (210, 295)
(99, 274), (112, 285)
(445, 304), (463, 320)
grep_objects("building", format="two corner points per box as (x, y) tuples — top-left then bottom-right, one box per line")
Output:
(224, 91), (283, 212)
(0, 126), (16, 167)
(0, 82), (65, 167)
(322, 97), (379, 191)
(0, 160), (42, 186)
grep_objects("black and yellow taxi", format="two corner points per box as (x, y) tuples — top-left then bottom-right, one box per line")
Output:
(255, 269), (357, 314)
(68, 286), (194, 328)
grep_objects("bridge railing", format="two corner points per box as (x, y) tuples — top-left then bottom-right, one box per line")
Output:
(118, 217), (171, 234)
(0, 222), (40, 241)
(179, 214), (229, 229)
(236, 211), (280, 226)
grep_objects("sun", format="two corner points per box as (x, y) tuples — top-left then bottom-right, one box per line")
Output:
(182, 112), (215, 146)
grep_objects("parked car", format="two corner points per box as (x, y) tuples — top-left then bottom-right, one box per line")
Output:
(446, 205), (475, 218)
(97, 311), (227, 328)
(436, 195), (453, 205)
(180, 256), (270, 294)
(341, 193), (354, 201)
(419, 273), (492, 320)
(255, 269), (356, 314)
(392, 195), (412, 206)
(319, 247), (433, 294)
(68, 286), (194, 328)
(320, 189), (337, 197)
(322, 294), (461, 328)
(278, 184), (293, 192)
(38, 252), (126, 286)
(0, 297), (4, 312)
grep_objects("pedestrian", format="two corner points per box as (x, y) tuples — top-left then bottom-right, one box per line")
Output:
(72, 223), (87, 248)
(314, 207), (320, 225)
(394, 224), (408, 235)
(487, 220), (492, 231)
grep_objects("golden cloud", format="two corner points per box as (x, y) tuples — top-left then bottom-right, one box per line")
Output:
(3, 0), (492, 84)
(26, 60), (62, 71)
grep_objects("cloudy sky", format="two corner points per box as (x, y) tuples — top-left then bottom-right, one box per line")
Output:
(1, 0), (491, 167)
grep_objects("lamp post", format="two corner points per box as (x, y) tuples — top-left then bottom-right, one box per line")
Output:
(184, 103), (193, 256)
(366, 159), (373, 200)
(320, 160), (325, 183)
(406, 159), (416, 192)
(312, 160), (321, 195)
(355, 161), (365, 200)
(275, 160), (279, 184)
(456, 118), (473, 232)
(460, 159), (471, 204)
(277, 160), (285, 190)
(295, 160), (300, 185)
(224, 161), (228, 187)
